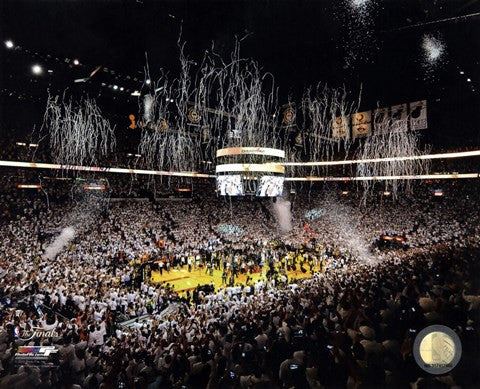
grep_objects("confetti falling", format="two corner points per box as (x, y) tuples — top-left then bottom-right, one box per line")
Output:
(38, 95), (116, 166)
(305, 208), (325, 221)
(336, 0), (380, 68)
(421, 34), (445, 64)
(355, 118), (430, 202)
(420, 33), (447, 80)
(216, 224), (245, 236)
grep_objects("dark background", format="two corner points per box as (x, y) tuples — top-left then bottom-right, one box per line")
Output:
(1, 0), (479, 153)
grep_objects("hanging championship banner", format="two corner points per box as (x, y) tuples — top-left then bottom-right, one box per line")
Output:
(373, 107), (389, 134)
(294, 132), (304, 148)
(332, 116), (349, 139)
(409, 100), (428, 130)
(351, 111), (372, 138)
(283, 106), (296, 125)
(201, 127), (210, 144)
(391, 104), (408, 132)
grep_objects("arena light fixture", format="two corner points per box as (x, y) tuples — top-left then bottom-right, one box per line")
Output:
(17, 184), (41, 189)
(5, 40), (14, 49)
(31, 64), (43, 75)
(83, 185), (107, 190)
(73, 59), (80, 66)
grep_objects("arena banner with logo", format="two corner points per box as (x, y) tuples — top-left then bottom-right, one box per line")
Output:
(332, 116), (350, 139)
(351, 111), (372, 138)
(373, 107), (390, 134)
(391, 103), (408, 132)
(409, 100), (428, 130)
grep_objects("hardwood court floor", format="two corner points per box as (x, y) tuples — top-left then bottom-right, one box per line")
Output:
(150, 265), (317, 293)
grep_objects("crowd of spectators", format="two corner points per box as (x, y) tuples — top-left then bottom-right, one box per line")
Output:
(0, 176), (479, 388)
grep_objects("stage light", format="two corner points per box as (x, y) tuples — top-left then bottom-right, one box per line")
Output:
(146, 79), (151, 84)
(467, 78), (471, 82)
(47, 69), (53, 73)
(460, 71), (464, 75)
(113, 85), (118, 90)
(5, 40), (14, 49)
(16, 142), (27, 146)
(120, 87), (124, 91)
(73, 59), (80, 66)
(131, 90), (141, 96)
(32, 64), (43, 75)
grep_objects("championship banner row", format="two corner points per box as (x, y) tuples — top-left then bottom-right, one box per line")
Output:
(332, 100), (428, 139)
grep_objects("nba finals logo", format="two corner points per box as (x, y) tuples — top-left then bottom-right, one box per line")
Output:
(413, 325), (462, 375)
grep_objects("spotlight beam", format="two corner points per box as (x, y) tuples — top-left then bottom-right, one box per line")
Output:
(282, 149), (480, 167)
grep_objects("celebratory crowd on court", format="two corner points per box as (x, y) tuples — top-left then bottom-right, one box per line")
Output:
(0, 181), (479, 388)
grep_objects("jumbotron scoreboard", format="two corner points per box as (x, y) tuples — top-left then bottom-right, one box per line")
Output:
(215, 147), (285, 197)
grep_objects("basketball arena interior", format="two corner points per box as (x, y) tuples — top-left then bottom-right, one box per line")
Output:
(0, 1), (480, 388)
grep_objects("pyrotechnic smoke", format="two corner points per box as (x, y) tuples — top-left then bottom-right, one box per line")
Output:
(272, 198), (292, 234)
(44, 227), (75, 259)
(43, 182), (109, 260)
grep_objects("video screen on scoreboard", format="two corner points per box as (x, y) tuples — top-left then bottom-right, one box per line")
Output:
(256, 176), (284, 197)
(216, 175), (244, 196)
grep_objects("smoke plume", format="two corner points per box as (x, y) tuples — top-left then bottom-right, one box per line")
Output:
(273, 198), (292, 234)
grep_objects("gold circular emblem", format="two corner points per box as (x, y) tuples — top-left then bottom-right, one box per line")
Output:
(413, 325), (462, 374)
(419, 331), (456, 366)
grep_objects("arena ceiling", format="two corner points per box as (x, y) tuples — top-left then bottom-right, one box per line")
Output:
(1, 0), (479, 150)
